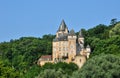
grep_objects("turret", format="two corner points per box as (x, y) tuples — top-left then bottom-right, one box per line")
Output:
(78, 30), (84, 49)
(86, 45), (91, 58)
(86, 45), (91, 53)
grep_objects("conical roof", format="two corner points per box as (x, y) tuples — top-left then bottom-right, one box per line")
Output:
(86, 45), (90, 48)
(78, 30), (83, 37)
(58, 20), (67, 31)
(69, 29), (76, 36)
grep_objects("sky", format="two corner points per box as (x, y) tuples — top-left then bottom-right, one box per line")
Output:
(0, 0), (120, 42)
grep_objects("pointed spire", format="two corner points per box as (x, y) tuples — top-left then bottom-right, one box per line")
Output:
(58, 19), (67, 31)
(69, 29), (76, 36)
(78, 30), (83, 38)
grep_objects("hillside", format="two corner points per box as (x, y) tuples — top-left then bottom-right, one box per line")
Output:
(0, 20), (120, 78)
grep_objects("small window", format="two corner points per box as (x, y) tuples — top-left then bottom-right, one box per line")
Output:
(59, 47), (61, 51)
(80, 59), (81, 62)
(71, 45), (74, 48)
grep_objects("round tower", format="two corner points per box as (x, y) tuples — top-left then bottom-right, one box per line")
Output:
(78, 30), (84, 49)
(86, 45), (91, 58)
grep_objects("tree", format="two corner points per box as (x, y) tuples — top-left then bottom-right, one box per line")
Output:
(92, 36), (120, 57)
(110, 18), (117, 26)
(42, 34), (55, 41)
(71, 54), (120, 78)
(0, 60), (20, 78)
(35, 68), (69, 78)
(87, 24), (108, 39)
(24, 65), (41, 78)
(0, 36), (53, 77)
(109, 23), (120, 37)
(41, 62), (78, 75)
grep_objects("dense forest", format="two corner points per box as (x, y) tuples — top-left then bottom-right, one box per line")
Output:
(0, 19), (120, 78)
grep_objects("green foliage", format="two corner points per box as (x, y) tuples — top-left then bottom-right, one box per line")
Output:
(0, 35), (55, 77)
(24, 65), (41, 78)
(35, 62), (78, 78)
(92, 36), (120, 56)
(0, 59), (19, 78)
(110, 18), (117, 25)
(109, 23), (120, 37)
(87, 24), (109, 39)
(24, 62), (78, 78)
(71, 54), (120, 78)
(36, 68), (69, 78)
(41, 62), (78, 75)
(42, 34), (55, 41)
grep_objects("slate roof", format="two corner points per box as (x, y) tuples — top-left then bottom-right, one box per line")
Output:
(53, 35), (68, 42)
(78, 30), (83, 38)
(58, 20), (67, 31)
(69, 29), (76, 36)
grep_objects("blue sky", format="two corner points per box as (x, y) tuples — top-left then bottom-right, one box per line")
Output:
(0, 0), (120, 42)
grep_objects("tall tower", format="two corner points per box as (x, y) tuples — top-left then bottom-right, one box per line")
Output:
(68, 29), (77, 62)
(78, 30), (84, 50)
(52, 20), (68, 62)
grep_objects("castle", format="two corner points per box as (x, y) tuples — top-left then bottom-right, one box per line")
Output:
(38, 20), (91, 68)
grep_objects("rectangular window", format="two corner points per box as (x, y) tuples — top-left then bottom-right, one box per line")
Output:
(59, 47), (61, 51)
(63, 47), (65, 51)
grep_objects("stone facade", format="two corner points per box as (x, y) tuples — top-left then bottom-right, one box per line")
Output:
(38, 20), (91, 68)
